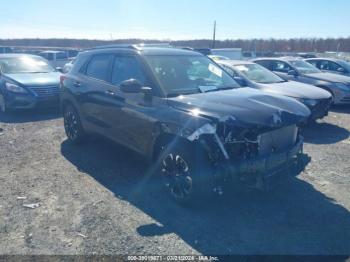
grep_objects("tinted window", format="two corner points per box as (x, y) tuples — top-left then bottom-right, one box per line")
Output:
(272, 61), (291, 73)
(255, 60), (273, 70)
(111, 56), (146, 86)
(86, 54), (112, 81)
(319, 60), (343, 72)
(56, 52), (68, 60)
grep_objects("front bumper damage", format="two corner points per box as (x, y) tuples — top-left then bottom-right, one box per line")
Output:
(188, 121), (306, 193)
(214, 137), (304, 191)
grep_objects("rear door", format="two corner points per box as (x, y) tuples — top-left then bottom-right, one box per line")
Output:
(76, 53), (115, 135)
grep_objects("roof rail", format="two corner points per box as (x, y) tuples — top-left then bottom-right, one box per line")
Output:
(90, 44), (142, 51)
(90, 43), (172, 51)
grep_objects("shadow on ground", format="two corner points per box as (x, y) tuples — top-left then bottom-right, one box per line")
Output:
(61, 137), (350, 258)
(302, 121), (349, 144)
(0, 108), (61, 124)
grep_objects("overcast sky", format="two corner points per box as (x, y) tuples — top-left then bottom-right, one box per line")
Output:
(0, 0), (349, 40)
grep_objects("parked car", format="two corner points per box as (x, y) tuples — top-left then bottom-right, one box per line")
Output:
(39, 50), (69, 69)
(253, 57), (350, 104)
(305, 58), (350, 77)
(0, 54), (61, 112)
(218, 60), (332, 121)
(60, 45), (310, 203)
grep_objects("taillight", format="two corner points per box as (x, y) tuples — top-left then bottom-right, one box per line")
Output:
(60, 75), (66, 85)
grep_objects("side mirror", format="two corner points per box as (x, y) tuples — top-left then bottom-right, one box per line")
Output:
(56, 67), (63, 73)
(234, 76), (247, 87)
(337, 67), (346, 73)
(120, 79), (142, 93)
(288, 70), (298, 77)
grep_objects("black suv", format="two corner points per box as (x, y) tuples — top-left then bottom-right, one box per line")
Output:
(60, 45), (310, 203)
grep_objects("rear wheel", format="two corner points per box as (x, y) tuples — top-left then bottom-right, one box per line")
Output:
(63, 104), (86, 144)
(159, 142), (213, 204)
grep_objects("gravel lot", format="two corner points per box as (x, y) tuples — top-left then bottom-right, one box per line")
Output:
(0, 107), (350, 257)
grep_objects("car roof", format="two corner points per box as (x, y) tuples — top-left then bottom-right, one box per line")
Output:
(219, 60), (254, 66)
(305, 57), (343, 63)
(254, 56), (302, 62)
(40, 50), (66, 54)
(84, 46), (202, 56)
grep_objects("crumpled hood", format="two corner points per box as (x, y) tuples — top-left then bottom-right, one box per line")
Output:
(259, 81), (332, 100)
(4, 72), (61, 86)
(168, 88), (310, 128)
(306, 72), (350, 84)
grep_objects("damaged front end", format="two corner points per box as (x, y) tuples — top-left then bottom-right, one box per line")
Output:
(187, 116), (306, 192)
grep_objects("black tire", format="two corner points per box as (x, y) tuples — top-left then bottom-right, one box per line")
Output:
(63, 104), (86, 144)
(158, 141), (214, 205)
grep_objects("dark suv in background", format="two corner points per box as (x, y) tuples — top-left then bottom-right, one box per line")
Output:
(60, 45), (310, 204)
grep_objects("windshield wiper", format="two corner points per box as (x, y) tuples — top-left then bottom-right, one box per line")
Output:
(203, 85), (236, 93)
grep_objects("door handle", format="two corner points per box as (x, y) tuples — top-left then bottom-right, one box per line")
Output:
(73, 81), (81, 88)
(105, 90), (116, 96)
(104, 90), (125, 102)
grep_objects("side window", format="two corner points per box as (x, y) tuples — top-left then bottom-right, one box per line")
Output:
(86, 54), (112, 81)
(272, 61), (291, 73)
(319, 61), (331, 70)
(255, 60), (272, 70)
(56, 52), (68, 60)
(47, 53), (54, 61)
(328, 61), (343, 72)
(111, 56), (146, 86)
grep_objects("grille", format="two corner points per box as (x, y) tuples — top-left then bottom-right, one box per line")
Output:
(29, 86), (60, 98)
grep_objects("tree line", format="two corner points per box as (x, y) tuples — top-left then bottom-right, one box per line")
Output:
(1, 37), (350, 52)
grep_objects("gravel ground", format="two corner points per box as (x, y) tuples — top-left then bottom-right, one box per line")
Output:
(0, 107), (350, 257)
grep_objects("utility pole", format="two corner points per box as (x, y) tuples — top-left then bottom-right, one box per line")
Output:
(212, 20), (216, 49)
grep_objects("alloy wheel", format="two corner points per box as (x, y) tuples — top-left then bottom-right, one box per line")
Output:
(161, 153), (193, 201)
(64, 108), (79, 141)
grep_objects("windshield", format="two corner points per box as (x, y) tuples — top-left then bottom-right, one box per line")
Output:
(234, 63), (285, 84)
(289, 60), (321, 74)
(0, 56), (54, 74)
(145, 55), (240, 96)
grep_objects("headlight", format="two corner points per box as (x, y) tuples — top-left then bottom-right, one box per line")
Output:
(295, 98), (317, 107)
(5, 82), (27, 93)
(335, 83), (350, 91)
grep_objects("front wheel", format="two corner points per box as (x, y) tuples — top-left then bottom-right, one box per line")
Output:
(159, 142), (213, 204)
(63, 104), (86, 144)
